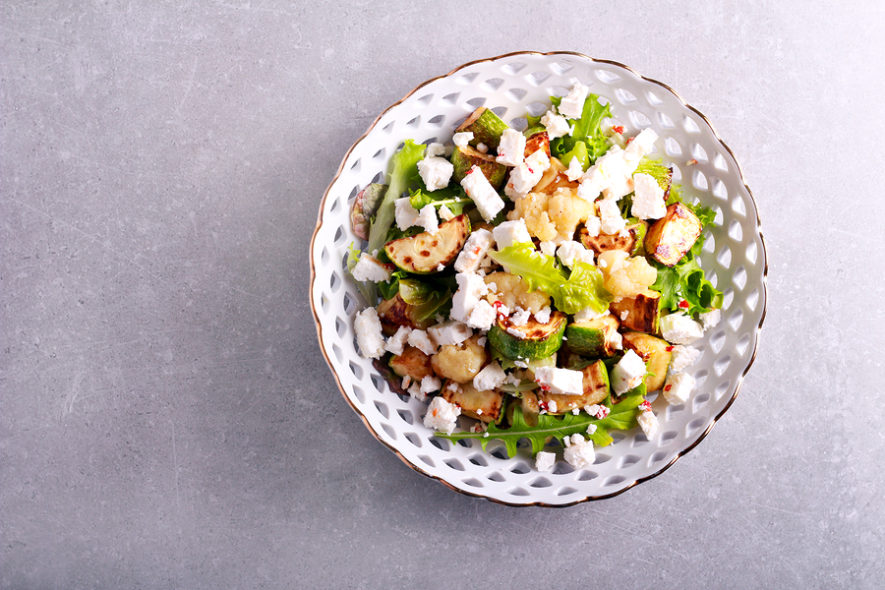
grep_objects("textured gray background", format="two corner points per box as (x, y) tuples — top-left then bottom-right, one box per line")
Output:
(2, 1), (883, 588)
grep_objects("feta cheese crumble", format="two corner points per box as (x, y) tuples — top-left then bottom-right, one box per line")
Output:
(384, 325), (412, 356)
(454, 229), (494, 274)
(611, 349), (647, 395)
(492, 219), (532, 250)
(461, 165), (505, 221)
(558, 80), (590, 120)
(437, 204), (455, 221)
(452, 131), (473, 148)
(662, 372), (695, 405)
(565, 156), (584, 181)
(417, 156), (454, 192)
(540, 110), (570, 139)
(351, 253), (392, 282)
(700, 309), (722, 330)
(556, 240), (595, 269)
(660, 312), (704, 344)
(534, 366), (584, 395)
(451, 272), (489, 324)
(509, 306), (530, 326)
(562, 434), (595, 468)
(354, 308), (385, 359)
(495, 128), (527, 167)
(394, 197), (419, 231)
(597, 196), (627, 235)
(423, 396), (461, 435)
(535, 450), (556, 472)
(407, 329), (437, 356)
(534, 306), (552, 324)
(426, 142), (447, 157)
(415, 204), (439, 234)
(631, 172), (667, 220)
(473, 362), (507, 391)
(637, 406), (660, 439)
(504, 149), (550, 200)
(428, 321), (472, 346)
(668, 345), (701, 374)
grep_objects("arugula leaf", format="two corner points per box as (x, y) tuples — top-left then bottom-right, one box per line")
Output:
(488, 244), (611, 314)
(367, 139), (426, 253)
(550, 94), (613, 164)
(409, 186), (472, 216)
(438, 393), (644, 457)
(377, 269), (407, 300)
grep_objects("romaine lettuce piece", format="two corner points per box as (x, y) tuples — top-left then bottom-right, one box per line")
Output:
(367, 140), (426, 253)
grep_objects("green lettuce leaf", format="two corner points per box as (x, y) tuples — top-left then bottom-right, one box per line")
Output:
(550, 94), (612, 164)
(438, 393), (644, 457)
(488, 244), (611, 314)
(367, 139), (426, 253)
(397, 278), (452, 322)
(409, 186), (472, 216)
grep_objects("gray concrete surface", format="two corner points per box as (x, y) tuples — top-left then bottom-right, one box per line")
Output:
(2, 1), (883, 588)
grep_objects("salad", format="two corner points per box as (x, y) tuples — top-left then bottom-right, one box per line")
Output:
(347, 80), (723, 472)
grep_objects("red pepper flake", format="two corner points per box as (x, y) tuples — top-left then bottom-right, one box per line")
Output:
(686, 158), (698, 166)
(596, 407), (610, 419)
(664, 384), (672, 392)
(611, 125), (625, 134)
(473, 246), (481, 254)
(625, 137), (634, 145)
(493, 301), (504, 308)
(678, 300), (690, 309)
(639, 400), (652, 412)
(527, 167), (534, 174)
(465, 168), (474, 175)
(665, 346), (674, 352)
(538, 400), (549, 411)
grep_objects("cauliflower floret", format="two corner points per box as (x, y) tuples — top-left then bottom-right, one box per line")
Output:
(484, 271), (551, 313)
(508, 192), (558, 241)
(546, 187), (595, 240)
(431, 335), (488, 383)
(597, 250), (657, 298)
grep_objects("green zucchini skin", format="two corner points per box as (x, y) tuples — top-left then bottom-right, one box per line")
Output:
(565, 315), (620, 357)
(488, 312), (567, 360)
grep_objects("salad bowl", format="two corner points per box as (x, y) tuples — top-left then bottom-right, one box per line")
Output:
(310, 51), (767, 506)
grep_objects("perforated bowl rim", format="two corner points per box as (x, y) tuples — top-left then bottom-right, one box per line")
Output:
(309, 51), (768, 507)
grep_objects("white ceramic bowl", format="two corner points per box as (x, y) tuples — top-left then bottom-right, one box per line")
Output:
(310, 52), (768, 506)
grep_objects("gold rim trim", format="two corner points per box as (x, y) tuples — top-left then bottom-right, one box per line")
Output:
(308, 51), (769, 507)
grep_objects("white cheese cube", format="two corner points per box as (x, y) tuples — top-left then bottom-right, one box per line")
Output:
(525, 149), (551, 173)
(557, 80), (590, 119)
(415, 204), (439, 234)
(539, 241), (557, 257)
(384, 325), (412, 356)
(668, 345), (700, 374)
(351, 253), (392, 282)
(574, 306), (607, 322)
(565, 155), (584, 181)
(417, 156), (454, 192)
(408, 382), (426, 402)
(476, 142), (489, 153)
(505, 164), (541, 199)
(495, 128), (527, 167)
(420, 375), (442, 395)
(533, 306), (551, 324)
(556, 240), (595, 269)
(509, 307), (530, 326)
(354, 307), (385, 359)
(454, 229), (495, 274)
(450, 271), (487, 323)
(473, 362), (507, 391)
(625, 128), (658, 161)
(492, 219), (532, 250)
(637, 408), (660, 439)
(426, 142), (447, 157)
(662, 372), (695, 405)
(700, 309), (721, 330)
(466, 300), (497, 331)
(394, 197), (419, 231)
(611, 349), (647, 395)
(562, 434), (595, 468)
(660, 312), (704, 344)
(461, 165), (505, 221)
(577, 165), (605, 202)
(423, 396), (461, 434)
(534, 366), (584, 395)
(428, 321), (472, 346)
(437, 204), (455, 221)
(597, 197), (627, 235)
(584, 216), (601, 237)
(535, 450), (556, 472)
(452, 131), (473, 148)
(407, 329), (437, 356)
(540, 110), (570, 140)
(631, 172), (667, 220)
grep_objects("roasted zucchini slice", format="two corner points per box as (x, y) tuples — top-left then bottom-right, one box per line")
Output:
(580, 219), (648, 255)
(621, 331), (672, 391)
(384, 214), (470, 274)
(451, 145), (508, 188)
(644, 202), (702, 266)
(536, 359), (610, 414)
(565, 315), (621, 357)
(441, 381), (506, 423)
(455, 107), (509, 150)
(609, 290), (661, 334)
(487, 311), (567, 360)
(524, 131), (551, 158)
